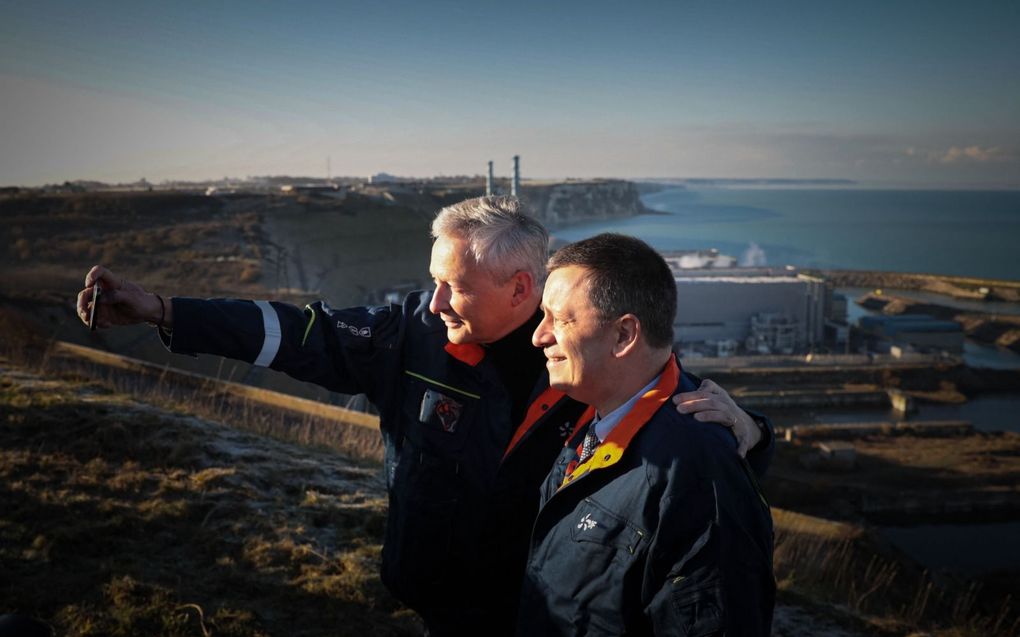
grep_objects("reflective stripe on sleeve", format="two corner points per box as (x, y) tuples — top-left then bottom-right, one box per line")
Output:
(301, 304), (317, 347)
(253, 300), (282, 367)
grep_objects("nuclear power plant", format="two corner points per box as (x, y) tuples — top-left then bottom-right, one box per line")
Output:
(485, 155), (521, 197)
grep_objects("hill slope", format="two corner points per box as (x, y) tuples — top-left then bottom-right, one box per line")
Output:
(0, 360), (418, 636)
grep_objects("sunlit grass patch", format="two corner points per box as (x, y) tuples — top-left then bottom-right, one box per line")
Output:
(0, 361), (418, 636)
(56, 575), (264, 637)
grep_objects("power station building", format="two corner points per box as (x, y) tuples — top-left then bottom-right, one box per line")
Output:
(668, 262), (829, 356)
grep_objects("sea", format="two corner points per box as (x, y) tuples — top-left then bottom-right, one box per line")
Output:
(551, 187), (1020, 281)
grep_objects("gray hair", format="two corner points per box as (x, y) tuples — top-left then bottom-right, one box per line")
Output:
(431, 195), (549, 284)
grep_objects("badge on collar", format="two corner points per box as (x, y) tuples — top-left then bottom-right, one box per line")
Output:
(420, 388), (463, 433)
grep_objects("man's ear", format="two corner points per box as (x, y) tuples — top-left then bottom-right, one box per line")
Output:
(613, 314), (641, 357)
(509, 270), (535, 307)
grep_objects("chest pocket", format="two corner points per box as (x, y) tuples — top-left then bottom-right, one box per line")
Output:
(570, 497), (646, 556)
(535, 496), (646, 634)
(402, 373), (479, 454)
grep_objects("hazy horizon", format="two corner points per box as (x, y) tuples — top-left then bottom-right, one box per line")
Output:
(3, 1), (1018, 189)
(11, 174), (1019, 192)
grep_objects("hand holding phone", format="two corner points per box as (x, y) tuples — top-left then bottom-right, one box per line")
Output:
(88, 283), (102, 331)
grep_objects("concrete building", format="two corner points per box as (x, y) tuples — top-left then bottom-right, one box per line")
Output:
(824, 292), (850, 350)
(368, 172), (401, 184)
(671, 266), (828, 355)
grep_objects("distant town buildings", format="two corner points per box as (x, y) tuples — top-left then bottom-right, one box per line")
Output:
(278, 183), (346, 199)
(368, 172), (401, 184)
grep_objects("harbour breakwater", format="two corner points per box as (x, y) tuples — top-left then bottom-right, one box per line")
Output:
(819, 269), (1020, 302)
(856, 291), (1020, 354)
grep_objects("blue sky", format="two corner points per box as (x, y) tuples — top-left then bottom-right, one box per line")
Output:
(1, 0), (1018, 186)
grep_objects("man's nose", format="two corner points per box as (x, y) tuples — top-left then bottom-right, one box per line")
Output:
(429, 282), (450, 315)
(532, 317), (553, 348)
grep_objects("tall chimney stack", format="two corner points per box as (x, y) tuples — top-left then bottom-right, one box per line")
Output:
(511, 155), (520, 198)
(486, 161), (494, 196)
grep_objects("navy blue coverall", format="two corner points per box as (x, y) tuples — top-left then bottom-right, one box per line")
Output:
(161, 292), (774, 635)
(517, 357), (775, 636)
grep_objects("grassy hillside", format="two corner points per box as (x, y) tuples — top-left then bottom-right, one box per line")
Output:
(2, 192), (268, 302)
(0, 358), (418, 636)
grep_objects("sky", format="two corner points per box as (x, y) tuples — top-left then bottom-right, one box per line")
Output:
(1, 0), (1018, 187)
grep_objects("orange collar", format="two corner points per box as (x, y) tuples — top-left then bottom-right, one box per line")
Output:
(444, 341), (485, 367)
(501, 385), (569, 461)
(560, 355), (680, 489)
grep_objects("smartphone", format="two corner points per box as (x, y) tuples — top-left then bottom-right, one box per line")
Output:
(88, 283), (102, 331)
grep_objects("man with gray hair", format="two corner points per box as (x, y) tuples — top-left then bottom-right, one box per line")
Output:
(78, 196), (771, 636)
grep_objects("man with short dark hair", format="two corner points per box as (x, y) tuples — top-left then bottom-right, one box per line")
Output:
(520, 233), (775, 636)
(78, 198), (772, 636)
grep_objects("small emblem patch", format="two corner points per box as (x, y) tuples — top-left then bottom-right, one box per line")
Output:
(420, 388), (463, 433)
(577, 512), (598, 531)
(558, 421), (573, 439)
(435, 397), (462, 432)
(336, 320), (371, 338)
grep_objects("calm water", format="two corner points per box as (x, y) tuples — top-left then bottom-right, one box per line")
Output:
(840, 287), (1020, 318)
(552, 188), (1020, 281)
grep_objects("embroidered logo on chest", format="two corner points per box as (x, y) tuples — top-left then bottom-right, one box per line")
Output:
(576, 512), (598, 531)
(558, 421), (573, 439)
(420, 388), (463, 433)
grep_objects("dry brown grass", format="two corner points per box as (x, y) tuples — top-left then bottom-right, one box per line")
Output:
(0, 359), (418, 636)
(0, 193), (270, 303)
(773, 508), (1020, 637)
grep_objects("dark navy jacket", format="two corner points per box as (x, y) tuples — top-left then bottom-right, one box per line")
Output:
(517, 357), (775, 636)
(162, 292), (774, 636)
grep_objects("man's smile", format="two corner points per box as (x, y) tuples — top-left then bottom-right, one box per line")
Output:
(545, 353), (566, 367)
